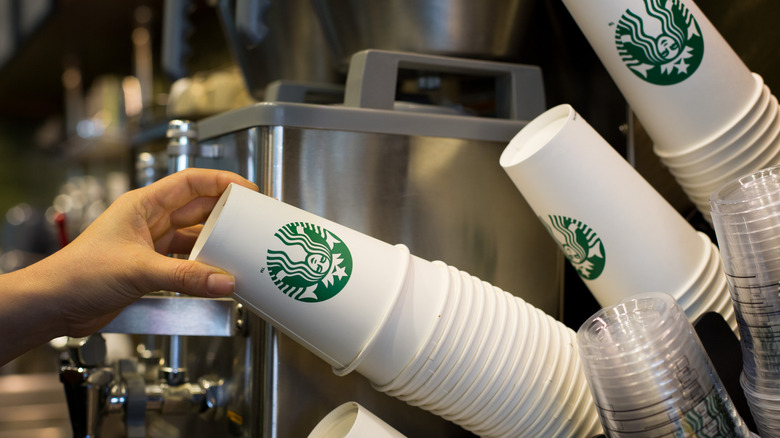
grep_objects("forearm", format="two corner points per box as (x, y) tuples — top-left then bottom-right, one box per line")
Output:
(0, 265), (66, 366)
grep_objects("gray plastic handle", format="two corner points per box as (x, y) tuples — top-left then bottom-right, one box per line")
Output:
(343, 49), (545, 121)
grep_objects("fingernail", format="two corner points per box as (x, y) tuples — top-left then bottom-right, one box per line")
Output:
(207, 273), (235, 296)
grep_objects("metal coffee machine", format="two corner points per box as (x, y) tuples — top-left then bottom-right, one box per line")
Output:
(60, 50), (562, 437)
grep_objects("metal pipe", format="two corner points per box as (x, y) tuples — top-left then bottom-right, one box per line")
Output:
(164, 119), (199, 386)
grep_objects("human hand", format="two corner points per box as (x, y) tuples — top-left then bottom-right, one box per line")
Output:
(20, 168), (258, 338)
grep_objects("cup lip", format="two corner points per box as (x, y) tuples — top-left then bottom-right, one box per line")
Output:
(499, 103), (575, 168)
(710, 165), (780, 215)
(658, 83), (771, 167)
(308, 401), (361, 437)
(577, 292), (685, 357)
(374, 262), (458, 393)
(333, 243), (412, 376)
(189, 182), (238, 261)
(671, 96), (780, 182)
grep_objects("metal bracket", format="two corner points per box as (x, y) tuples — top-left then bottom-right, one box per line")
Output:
(100, 296), (240, 337)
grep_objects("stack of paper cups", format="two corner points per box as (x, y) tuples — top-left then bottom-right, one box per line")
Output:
(500, 104), (736, 332)
(560, 0), (780, 222)
(308, 402), (405, 438)
(374, 267), (602, 437)
(190, 183), (602, 437)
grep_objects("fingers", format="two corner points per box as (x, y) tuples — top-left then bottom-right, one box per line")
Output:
(168, 196), (220, 229)
(166, 225), (204, 255)
(147, 168), (257, 214)
(142, 253), (235, 298)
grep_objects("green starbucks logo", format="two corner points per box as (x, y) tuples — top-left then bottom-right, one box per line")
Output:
(266, 222), (352, 302)
(543, 215), (605, 280)
(615, 0), (703, 85)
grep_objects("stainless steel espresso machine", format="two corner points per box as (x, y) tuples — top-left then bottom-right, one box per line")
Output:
(60, 48), (562, 438)
(57, 2), (565, 437)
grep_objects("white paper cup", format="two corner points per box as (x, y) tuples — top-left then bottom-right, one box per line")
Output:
(425, 273), (499, 414)
(352, 256), (449, 385)
(416, 271), (488, 409)
(378, 264), (460, 395)
(189, 183), (410, 370)
(459, 289), (525, 429)
(670, 96), (779, 181)
(561, 0), (756, 151)
(673, 99), (780, 187)
(655, 75), (767, 163)
(500, 104), (707, 308)
(402, 266), (475, 401)
(308, 402), (406, 438)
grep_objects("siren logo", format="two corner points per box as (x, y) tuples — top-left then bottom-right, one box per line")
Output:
(614, 0), (703, 85)
(542, 215), (606, 280)
(266, 222), (352, 302)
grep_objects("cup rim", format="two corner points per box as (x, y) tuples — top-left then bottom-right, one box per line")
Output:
(653, 73), (765, 159)
(670, 96), (780, 181)
(499, 104), (575, 169)
(710, 165), (780, 215)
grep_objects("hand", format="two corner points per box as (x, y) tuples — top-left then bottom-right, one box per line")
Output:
(1, 168), (258, 360)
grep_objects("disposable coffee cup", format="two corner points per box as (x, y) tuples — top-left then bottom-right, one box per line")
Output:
(190, 183), (411, 370)
(655, 75), (767, 163)
(500, 104), (707, 308)
(352, 256), (449, 385)
(308, 402), (406, 438)
(561, 0), (756, 151)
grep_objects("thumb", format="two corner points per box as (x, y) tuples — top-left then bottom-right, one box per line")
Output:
(146, 255), (235, 298)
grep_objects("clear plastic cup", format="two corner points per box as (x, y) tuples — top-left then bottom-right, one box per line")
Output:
(711, 165), (780, 388)
(577, 292), (751, 437)
(741, 373), (780, 437)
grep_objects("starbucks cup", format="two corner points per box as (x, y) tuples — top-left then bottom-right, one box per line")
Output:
(308, 402), (406, 438)
(561, 0), (756, 152)
(500, 104), (707, 308)
(189, 183), (413, 371)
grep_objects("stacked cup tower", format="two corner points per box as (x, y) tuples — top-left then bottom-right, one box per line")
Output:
(710, 165), (780, 437)
(561, 0), (780, 223)
(500, 104), (735, 333)
(189, 183), (602, 437)
(578, 292), (753, 437)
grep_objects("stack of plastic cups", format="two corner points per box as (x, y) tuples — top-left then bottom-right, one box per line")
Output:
(307, 402), (405, 438)
(500, 104), (736, 333)
(578, 292), (754, 437)
(189, 183), (602, 438)
(560, 0), (780, 223)
(710, 165), (780, 437)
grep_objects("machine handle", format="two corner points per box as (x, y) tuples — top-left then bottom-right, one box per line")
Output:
(343, 49), (545, 121)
